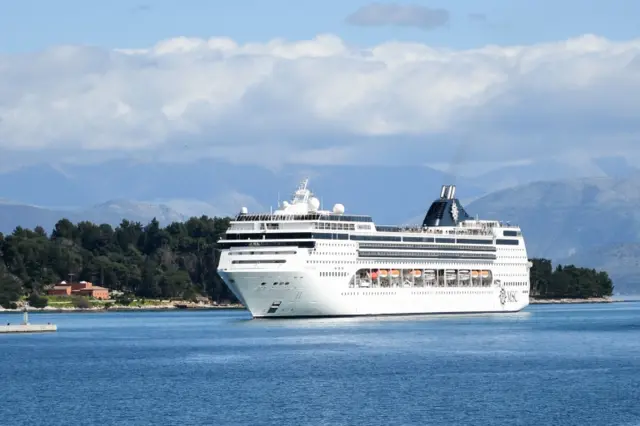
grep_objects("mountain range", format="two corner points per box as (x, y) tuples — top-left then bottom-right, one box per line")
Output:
(465, 175), (640, 294)
(0, 198), (188, 234)
(0, 156), (639, 294)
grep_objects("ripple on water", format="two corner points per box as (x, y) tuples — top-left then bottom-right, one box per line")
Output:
(1, 303), (640, 426)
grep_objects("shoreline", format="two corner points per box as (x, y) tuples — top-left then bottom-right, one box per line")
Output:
(0, 303), (246, 314)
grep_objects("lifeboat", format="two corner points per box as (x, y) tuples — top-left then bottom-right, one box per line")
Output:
(471, 270), (480, 278)
(391, 269), (400, 278)
(371, 271), (379, 279)
(379, 270), (388, 278)
(481, 270), (490, 278)
(412, 270), (422, 278)
(424, 270), (436, 280)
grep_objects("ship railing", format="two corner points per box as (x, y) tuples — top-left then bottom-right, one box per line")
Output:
(379, 225), (494, 237)
(233, 213), (373, 222)
(459, 221), (520, 229)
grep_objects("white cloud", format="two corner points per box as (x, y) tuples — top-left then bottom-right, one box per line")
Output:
(1, 33), (640, 169)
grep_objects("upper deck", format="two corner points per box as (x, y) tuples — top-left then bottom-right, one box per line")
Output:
(222, 179), (522, 245)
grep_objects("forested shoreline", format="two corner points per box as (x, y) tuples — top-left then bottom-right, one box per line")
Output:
(0, 217), (614, 309)
(0, 216), (233, 309)
(529, 258), (614, 299)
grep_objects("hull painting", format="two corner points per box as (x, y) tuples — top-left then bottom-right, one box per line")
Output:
(219, 270), (529, 318)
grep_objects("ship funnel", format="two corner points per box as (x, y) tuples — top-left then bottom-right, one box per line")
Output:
(440, 185), (456, 200)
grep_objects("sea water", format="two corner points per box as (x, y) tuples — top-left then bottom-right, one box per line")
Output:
(1, 302), (639, 425)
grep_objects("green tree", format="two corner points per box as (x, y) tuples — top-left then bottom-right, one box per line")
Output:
(28, 293), (48, 308)
(0, 263), (23, 309)
(529, 257), (614, 299)
(0, 214), (237, 304)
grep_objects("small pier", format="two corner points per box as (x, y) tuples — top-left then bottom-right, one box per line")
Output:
(0, 303), (57, 334)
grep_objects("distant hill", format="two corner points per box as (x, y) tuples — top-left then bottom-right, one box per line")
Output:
(0, 160), (486, 225)
(467, 176), (640, 258)
(0, 199), (187, 234)
(470, 155), (639, 193)
(466, 176), (640, 294)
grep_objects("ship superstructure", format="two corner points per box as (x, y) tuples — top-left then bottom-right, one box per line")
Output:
(217, 179), (531, 318)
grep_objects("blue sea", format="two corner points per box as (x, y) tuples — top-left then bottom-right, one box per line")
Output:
(2, 302), (640, 426)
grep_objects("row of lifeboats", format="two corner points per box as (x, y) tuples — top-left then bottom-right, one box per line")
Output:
(368, 269), (491, 280)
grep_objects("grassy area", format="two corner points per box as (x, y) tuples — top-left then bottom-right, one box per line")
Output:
(45, 296), (76, 306)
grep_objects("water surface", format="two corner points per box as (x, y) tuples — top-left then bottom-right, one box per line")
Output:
(2, 303), (640, 425)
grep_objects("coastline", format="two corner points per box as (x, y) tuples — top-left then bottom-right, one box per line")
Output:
(0, 303), (246, 314)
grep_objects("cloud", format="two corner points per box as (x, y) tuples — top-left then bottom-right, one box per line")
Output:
(1, 33), (640, 170)
(345, 3), (449, 30)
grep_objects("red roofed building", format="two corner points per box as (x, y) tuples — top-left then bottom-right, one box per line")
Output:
(47, 280), (110, 300)
(47, 286), (72, 296)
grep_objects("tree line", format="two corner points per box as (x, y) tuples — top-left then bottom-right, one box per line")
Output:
(529, 258), (614, 299)
(0, 216), (232, 308)
(0, 218), (614, 308)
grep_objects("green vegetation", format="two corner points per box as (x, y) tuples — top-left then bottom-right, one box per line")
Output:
(529, 258), (614, 299)
(0, 216), (233, 308)
(27, 293), (48, 308)
(0, 215), (616, 309)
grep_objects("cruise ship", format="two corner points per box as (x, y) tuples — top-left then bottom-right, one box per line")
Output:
(217, 179), (531, 318)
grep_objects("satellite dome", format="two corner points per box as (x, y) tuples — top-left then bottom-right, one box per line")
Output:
(332, 203), (345, 214)
(308, 197), (320, 211)
(240, 206), (248, 214)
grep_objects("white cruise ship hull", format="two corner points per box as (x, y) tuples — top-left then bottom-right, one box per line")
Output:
(219, 269), (529, 318)
(217, 181), (532, 319)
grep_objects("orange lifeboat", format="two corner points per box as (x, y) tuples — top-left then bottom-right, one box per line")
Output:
(391, 269), (400, 278)
(379, 270), (389, 278)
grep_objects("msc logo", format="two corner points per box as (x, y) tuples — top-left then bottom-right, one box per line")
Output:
(499, 289), (518, 305)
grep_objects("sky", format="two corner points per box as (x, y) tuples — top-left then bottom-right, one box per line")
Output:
(1, 0), (640, 173)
